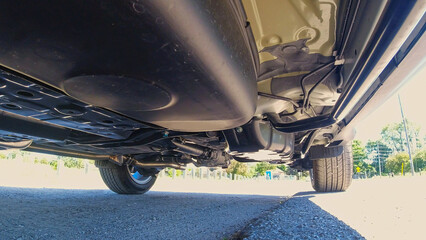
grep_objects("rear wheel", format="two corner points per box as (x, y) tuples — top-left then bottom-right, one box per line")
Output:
(310, 145), (353, 192)
(95, 160), (157, 194)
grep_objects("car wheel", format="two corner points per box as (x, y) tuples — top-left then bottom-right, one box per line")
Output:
(310, 145), (353, 192)
(95, 160), (157, 194)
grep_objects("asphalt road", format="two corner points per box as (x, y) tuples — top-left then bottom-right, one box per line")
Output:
(0, 172), (425, 239)
(0, 187), (285, 240)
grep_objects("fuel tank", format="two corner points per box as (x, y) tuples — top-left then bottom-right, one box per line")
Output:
(0, 0), (257, 132)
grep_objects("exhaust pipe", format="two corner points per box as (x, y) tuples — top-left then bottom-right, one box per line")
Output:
(132, 161), (185, 170)
(0, 139), (32, 150)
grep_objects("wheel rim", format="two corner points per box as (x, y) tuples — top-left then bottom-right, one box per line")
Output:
(309, 169), (315, 188)
(309, 169), (314, 181)
(127, 165), (152, 185)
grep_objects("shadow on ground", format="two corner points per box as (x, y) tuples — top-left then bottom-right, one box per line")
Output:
(232, 191), (365, 240)
(0, 186), (283, 240)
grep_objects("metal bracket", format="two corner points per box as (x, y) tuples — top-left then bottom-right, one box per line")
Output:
(266, 113), (336, 133)
(109, 155), (124, 166)
(334, 58), (345, 65)
(301, 130), (319, 159)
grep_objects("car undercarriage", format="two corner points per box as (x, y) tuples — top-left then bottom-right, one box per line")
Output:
(0, 0), (424, 193)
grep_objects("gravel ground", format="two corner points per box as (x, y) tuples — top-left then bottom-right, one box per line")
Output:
(234, 192), (365, 240)
(0, 185), (365, 240)
(1, 162), (425, 240)
(0, 186), (286, 240)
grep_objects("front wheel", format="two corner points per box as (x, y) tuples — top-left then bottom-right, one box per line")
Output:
(95, 160), (157, 194)
(310, 145), (353, 192)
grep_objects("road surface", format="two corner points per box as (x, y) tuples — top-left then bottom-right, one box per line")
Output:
(0, 170), (425, 239)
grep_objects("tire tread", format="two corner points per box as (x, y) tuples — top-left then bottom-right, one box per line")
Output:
(311, 145), (353, 192)
(95, 160), (156, 194)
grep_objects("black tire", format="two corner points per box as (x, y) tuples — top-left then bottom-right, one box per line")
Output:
(310, 145), (353, 192)
(95, 160), (157, 194)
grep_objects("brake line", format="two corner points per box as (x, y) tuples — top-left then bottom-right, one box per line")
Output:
(303, 66), (337, 110)
(258, 92), (300, 108)
(299, 62), (335, 114)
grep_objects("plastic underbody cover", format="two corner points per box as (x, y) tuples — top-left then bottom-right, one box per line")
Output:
(242, 0), (339, 116)
(0, 0), (257, 132)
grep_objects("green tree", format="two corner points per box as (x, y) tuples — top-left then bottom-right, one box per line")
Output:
(277, 165), (287, 173)
(352, 140), (378, 176)
(254, 162), (276, 176)
(413, 148), (426, 172)
(34, 157), (49, 165)
(381, 120), (422, 152)
(366, 140), (393, 173)
(385, 152), (410, 174)
(166, 168), (182, 177)
(58, 156), (85, 169)
(9, 151), (18, 159)
(276, 164), (301, 176)
(226, 160), (251, 177)
(352, 140), (367, 162)
(49, 159), (58, 170)
(353, 160), (376, 176)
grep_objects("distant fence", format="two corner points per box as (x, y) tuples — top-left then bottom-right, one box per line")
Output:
(0, 158), (300, 182)
(158, 167), (299, 181)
